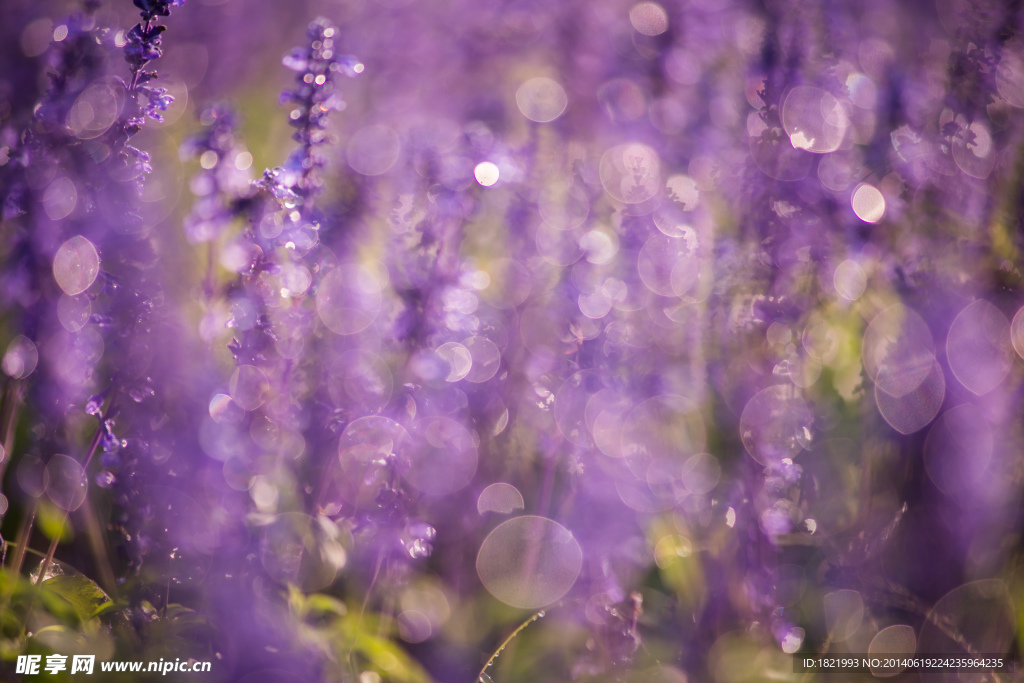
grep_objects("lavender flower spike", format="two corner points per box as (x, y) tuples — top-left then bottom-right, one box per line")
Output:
(1, 0), (1023, 681)
(267, 17), (362, 205)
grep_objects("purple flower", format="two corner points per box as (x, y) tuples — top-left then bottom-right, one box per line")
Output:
(2, 0), (1024, 679)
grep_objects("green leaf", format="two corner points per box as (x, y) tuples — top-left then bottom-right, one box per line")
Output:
(162, 604), (211, 631)
(0, 568), (82, 636)
(333, 611), (432, 683)
(350, 629), (432, 683)
(42, 574), (112, 622)
(92, 601), (119, 618)
(290, 591), (432, 683)
(302, 592), (349, 619)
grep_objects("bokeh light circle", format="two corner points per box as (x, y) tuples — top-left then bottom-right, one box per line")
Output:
(347, 124), (400, 176)
(404, 417), (478, 495)
(476, 515), (582, 609)
(862, 304), (934, 398)
(868, 624), (916, 677)
(917, 579), (1014, 678)
(463, 336), (501, 383)
(435, 341), (473, 382)
(516, 77), (568, 123)
(874, 357), (945, 435)
(1011, 306), (1024, 360)
(923, 403), (993, 502)
(474, 161), (500, 186)
(638, 233), (701, 297)
(230, 364), (270, 411)
(833, 260), (867, 301)
(739, 385), (813, 465)
(997, 49), (1024, 107)
(2, 336), (39, 380)
(339, 415), (409, 465)
(43, 177), (78, 221)
(946, 299), (1011, 395)
(600, 143), (661, 204)
(781, 86), (849, 153)
(824, 589), (864, 642)
(57, 294), (92, 332)
(680, 453), (721, 494)
(316, 263), (387, 335)
(851, 183), (885, 223)
(53, 235), (100, 296)
(45, 454), (88, 512)
(477, 483), (525, 515)
(629, 2), (669, 35)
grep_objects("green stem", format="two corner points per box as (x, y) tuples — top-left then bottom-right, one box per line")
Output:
(35, 421), (103, 584)
(79, 500), (117, 596)
(0, 379), (23, 483)
(476, 609), (547, 683)
(348, 550), (386, 679)
(8, 500), (37, 576)
(34, 513), (67, 585)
